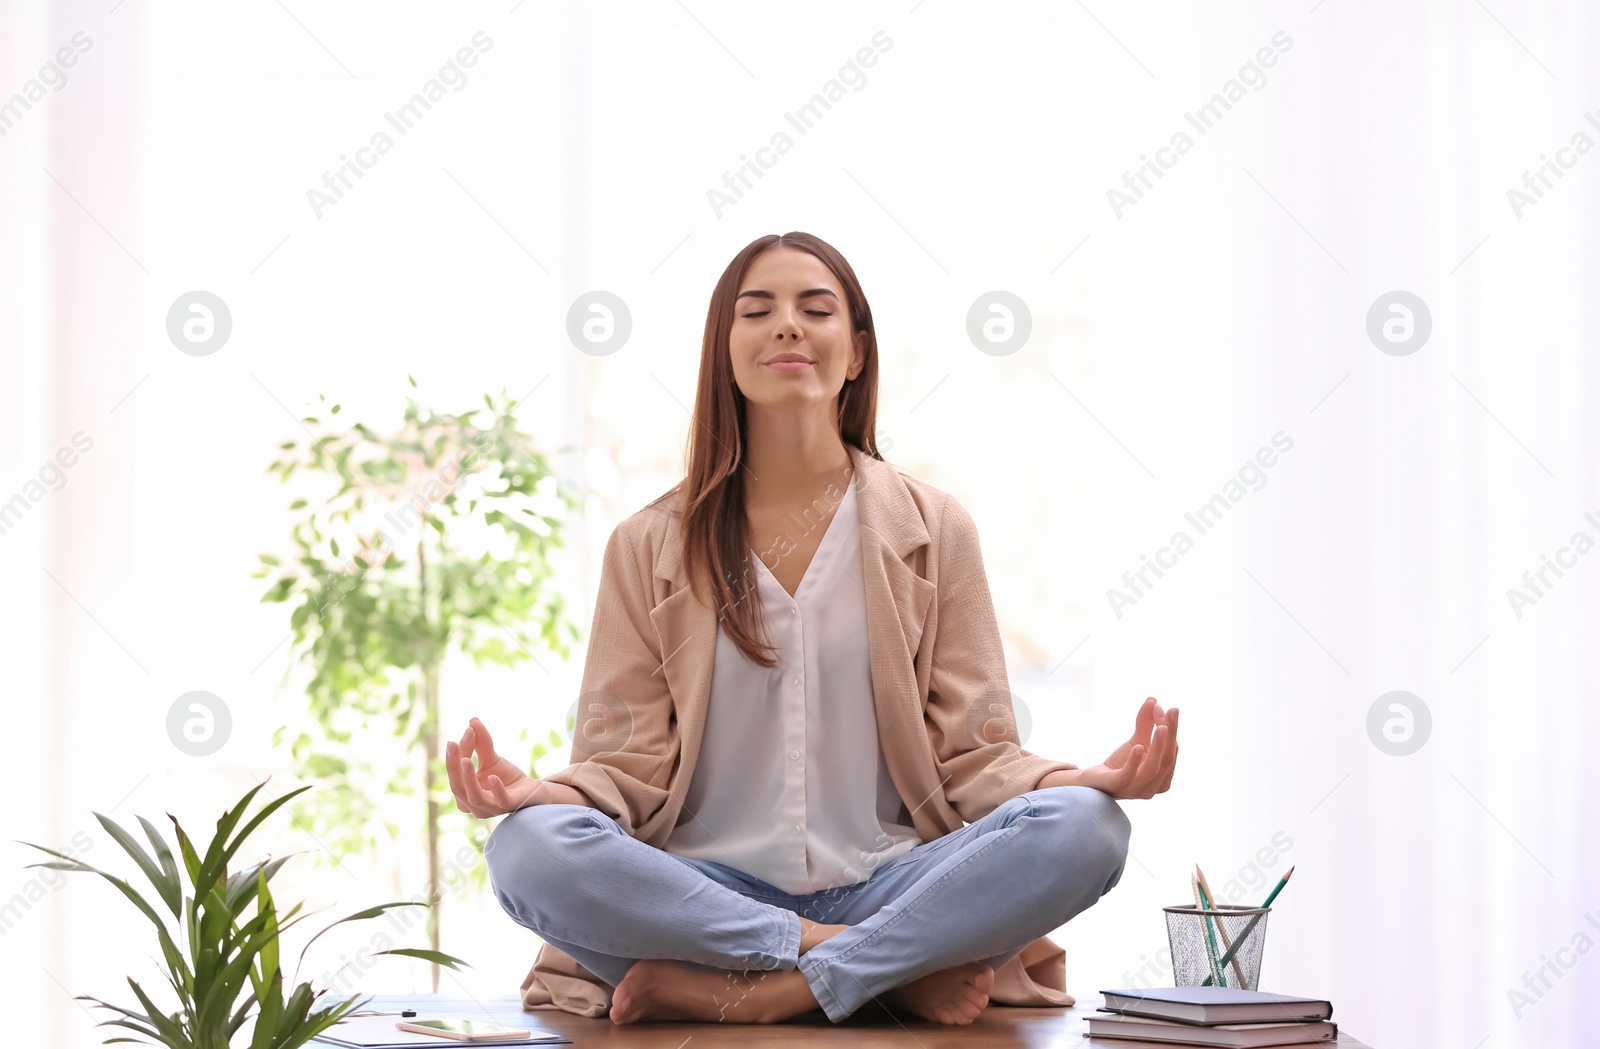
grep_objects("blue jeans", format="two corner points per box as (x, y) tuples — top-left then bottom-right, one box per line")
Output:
(485, 784), (1131, 1022)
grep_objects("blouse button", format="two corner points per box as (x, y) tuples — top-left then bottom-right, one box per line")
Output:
(789, 749), (800, 761)
(791, 823), (802, 835)
(789, 607), (797, 616)
(791, 675), (800, 687)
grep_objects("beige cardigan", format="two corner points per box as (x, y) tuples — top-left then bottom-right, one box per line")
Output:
(518, 444), (1082, 1016)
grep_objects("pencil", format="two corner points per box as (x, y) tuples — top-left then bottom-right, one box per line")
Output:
(1190, 872), (1226, 986)
(1195, 865), (1247, 987)
(1202, 866), (1295, 986)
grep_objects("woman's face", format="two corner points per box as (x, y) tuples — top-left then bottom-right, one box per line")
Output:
(728, 246), (864, 412)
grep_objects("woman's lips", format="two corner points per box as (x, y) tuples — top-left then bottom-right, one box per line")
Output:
(763, 360), (814, 372)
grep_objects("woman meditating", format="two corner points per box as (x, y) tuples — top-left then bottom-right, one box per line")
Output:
(447, 231), (1180, 1026)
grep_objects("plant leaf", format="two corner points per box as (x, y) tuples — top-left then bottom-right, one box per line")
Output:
(74, 994), (161, 1025)
(95, 1019), (165, 1042)
(225, 854), (297, 913)
(372, 947), (473, 971)
(199, 780), (312, 896)
(257, 866), (279, 1003)
(291, 990), (373, 1048)
(229, 988), (259, 1041)
(194, 780), (271, 890)
(20, 841), (188, 977)
(137, 815), (184, 919)
(92, 811), (182, 920)
(294, 901), (426, 976)
(123, 977), (188, 1045)
(171, 815), (202, 887)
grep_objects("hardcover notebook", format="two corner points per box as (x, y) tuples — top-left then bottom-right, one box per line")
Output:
(1099, 987), (1334, 1026)
(1087, 1013), (1337, 1047)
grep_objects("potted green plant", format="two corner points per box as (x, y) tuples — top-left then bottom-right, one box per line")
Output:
(18, 779), (469, 1049)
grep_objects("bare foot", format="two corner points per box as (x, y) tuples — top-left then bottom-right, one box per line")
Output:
(881, 961), (994, 1025)
(609, 958), (817, 1025)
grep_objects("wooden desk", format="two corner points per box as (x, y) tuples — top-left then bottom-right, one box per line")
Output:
(324, 993), (1374, 1047)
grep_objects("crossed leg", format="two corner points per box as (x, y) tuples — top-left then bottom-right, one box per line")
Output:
(485, 785), (1131, 1024)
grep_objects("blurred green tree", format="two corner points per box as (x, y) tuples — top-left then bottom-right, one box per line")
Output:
(255, 378), (582, 990)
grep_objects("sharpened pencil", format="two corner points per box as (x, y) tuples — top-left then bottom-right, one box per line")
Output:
(1195, 864), (1247, 987)
(1202, 866), (1295, 986)
(1191, 871), (1226, 986)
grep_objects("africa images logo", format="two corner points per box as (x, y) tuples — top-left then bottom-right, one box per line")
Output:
(1107, 31), (1293, 218)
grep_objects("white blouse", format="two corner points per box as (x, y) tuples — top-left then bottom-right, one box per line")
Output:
(663, 473), (923, 895)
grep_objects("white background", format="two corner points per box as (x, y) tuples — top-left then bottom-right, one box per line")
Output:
(2, 2), (1597, 1046)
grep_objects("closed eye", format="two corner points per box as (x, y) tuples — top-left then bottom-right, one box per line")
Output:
(741, 310), (832, 318)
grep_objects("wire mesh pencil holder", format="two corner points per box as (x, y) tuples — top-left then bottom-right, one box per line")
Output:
(1163, 904), (1271, 990)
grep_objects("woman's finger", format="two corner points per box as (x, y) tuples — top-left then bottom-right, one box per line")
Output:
(1154, 718), (1179, 792)
(444, 741), (468, 809)
(472, 717), (499, 764)
(1141, 725), (1168, 783)
(1158, 745), (1178, 793)
(1159, 711), (1179, 769)
(1116, 745), (1148, 797)
(451, 742), (486, 815)
(1158, 723), (1178, 782)
(487, 775), (510, 814)
(1133, 698), (1156, 747)
(1136, 726), (1171, 797)
(458, 753), (494, 816)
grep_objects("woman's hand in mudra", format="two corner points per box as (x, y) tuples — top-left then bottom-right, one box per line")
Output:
(446, 716), (543, 818)
(1071, 697), (1179, 800)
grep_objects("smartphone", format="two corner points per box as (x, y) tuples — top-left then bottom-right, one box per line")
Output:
(394, 1018), (533, 1041)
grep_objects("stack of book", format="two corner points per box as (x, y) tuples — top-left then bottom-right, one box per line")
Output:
(1089, 987), (1336, 1047)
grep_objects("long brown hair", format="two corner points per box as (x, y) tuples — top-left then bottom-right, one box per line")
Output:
(650, 232), (882, 668)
